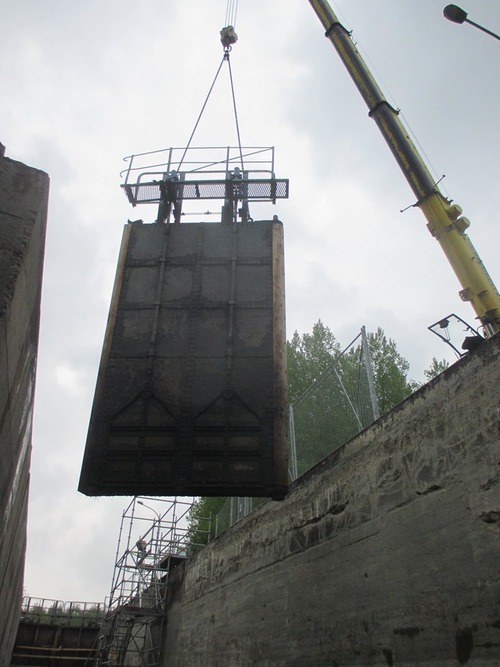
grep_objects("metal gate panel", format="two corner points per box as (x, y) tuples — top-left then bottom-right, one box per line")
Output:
(79, 220), (287, 499)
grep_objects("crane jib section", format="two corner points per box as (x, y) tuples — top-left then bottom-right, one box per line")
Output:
(308, 0), (500, 334)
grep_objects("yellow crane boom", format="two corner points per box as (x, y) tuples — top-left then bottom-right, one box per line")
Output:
(308, 0), (500, 336)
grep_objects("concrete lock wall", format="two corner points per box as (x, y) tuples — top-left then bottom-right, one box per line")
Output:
(0, 153), (48, 665)
(162, 334), (500, 667)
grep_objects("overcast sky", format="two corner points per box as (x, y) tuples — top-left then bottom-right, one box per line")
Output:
(2, 0), (499, 603)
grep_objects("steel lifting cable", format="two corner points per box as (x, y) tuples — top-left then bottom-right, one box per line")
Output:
(178, 0), (244, 173)
(224, 0), (243, 170)
(225, 0), (239, 31)
(226, 48), (244, 172)
(177, 56), (227, 171)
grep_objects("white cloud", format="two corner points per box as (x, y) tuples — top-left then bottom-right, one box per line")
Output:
(55, 364), (84, 395)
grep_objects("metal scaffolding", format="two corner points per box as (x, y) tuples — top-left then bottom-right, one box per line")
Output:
(96, 496), (209, 667)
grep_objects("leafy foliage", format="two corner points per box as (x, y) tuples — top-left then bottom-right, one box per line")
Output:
(364, 327), (419, 414)
(287, 321), (342, 404)
(288, 323), (415, 412)
(186, 497), (226, 551)
(424, 357), (450, 381)
(22, 602), (105, 626)
(288, 323), (416, 474)
(188, 321), (418, 546)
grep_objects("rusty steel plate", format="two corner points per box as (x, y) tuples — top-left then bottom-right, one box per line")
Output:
(79, 220), (288, 499)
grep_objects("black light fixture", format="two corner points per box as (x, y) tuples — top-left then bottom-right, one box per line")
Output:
(443, 5), (467, 24)
(443, 5), (500, 41)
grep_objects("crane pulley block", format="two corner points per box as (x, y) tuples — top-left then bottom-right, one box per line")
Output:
(220, 25), (238, 49)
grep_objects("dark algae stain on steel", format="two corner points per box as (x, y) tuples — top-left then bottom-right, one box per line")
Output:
(456, 627), (474, 664)
(79, 220), (288, 499)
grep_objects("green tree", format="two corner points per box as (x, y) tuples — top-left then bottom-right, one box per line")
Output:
(288, 323), (416, 474)
(188, 322), (417, 544)
(287, 320), (342, 404)
(22, 602), (105, 627)
(186, 497), (226, 551)
(288, 323), (415, 415)
(424, 357), (450, 381)
(364, 327), (418, 414)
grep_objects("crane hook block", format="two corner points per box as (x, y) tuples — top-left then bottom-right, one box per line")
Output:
(220, 25), (238, 48)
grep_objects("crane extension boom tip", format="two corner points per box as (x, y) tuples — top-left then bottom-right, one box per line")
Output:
(308, 0), (500, 336)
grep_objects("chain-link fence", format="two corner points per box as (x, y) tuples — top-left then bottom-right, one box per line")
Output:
(213, 497), (266, 536)
(289, 325), (379, 478)
(213, 326), (379, 537)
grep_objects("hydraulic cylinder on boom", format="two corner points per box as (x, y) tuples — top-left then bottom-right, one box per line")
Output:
(308, 0), (500, 337)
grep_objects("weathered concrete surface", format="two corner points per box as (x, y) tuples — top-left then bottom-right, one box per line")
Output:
(163, 334), (500, 666)
(0, 153), (48, 665)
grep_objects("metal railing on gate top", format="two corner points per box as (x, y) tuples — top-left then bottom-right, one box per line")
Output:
(119, 145), (289, 224)
(120, 146), (278, 186)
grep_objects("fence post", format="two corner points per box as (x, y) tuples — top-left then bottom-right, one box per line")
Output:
(288, 406), (298, 480)
(361, 326), (380, 421)
(332, 364), (363, 430)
